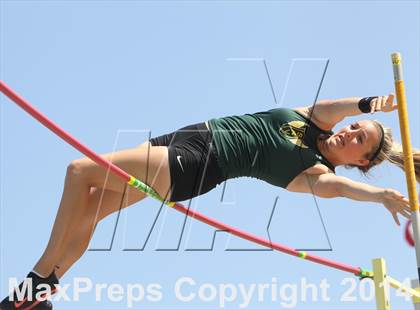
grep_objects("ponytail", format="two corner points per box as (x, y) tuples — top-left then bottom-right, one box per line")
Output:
(387, 141), (420, 183)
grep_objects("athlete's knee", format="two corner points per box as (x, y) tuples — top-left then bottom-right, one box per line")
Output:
(66, 158), (92, 181)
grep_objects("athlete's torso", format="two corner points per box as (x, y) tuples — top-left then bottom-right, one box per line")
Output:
(208, 108), (335, 188)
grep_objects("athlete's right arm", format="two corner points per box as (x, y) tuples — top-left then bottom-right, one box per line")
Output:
(295, 94), (396, 130)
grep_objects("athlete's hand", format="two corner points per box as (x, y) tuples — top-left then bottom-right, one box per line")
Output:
(381, 188), (411, 226)
(370, 93), (398, 114)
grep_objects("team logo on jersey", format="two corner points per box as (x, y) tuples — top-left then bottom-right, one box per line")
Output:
(279, 120), (309, 148)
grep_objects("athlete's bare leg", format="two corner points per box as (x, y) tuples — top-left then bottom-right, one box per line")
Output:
(33, 142), (171, 277)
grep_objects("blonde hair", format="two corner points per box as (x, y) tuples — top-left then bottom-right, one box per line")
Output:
(345, 121), (420, 183)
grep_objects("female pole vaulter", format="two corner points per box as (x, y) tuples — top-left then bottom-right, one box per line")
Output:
(1, 93), (418, 309)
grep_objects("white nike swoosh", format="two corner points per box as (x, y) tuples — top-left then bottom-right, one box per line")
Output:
(176, 155), (184, 172)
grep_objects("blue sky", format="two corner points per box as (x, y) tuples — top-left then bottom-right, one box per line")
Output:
(1, 1), (419, 309)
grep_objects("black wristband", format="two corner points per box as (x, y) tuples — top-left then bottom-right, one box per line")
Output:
(358, 97), (378, 113)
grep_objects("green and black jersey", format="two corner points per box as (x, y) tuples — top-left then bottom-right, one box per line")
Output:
(207, 108), (335, 188)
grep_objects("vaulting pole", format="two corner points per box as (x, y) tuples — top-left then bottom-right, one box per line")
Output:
(391, 53), (420, 284)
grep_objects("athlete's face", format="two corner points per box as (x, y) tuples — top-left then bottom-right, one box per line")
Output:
(324, 120), (381, 167)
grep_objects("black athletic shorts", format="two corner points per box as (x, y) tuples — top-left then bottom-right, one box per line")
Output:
(149, 122), (226, 202)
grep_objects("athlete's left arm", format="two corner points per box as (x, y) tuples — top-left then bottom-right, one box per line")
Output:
(296, 94), (397, 130)
(299, 173), (411, 226)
